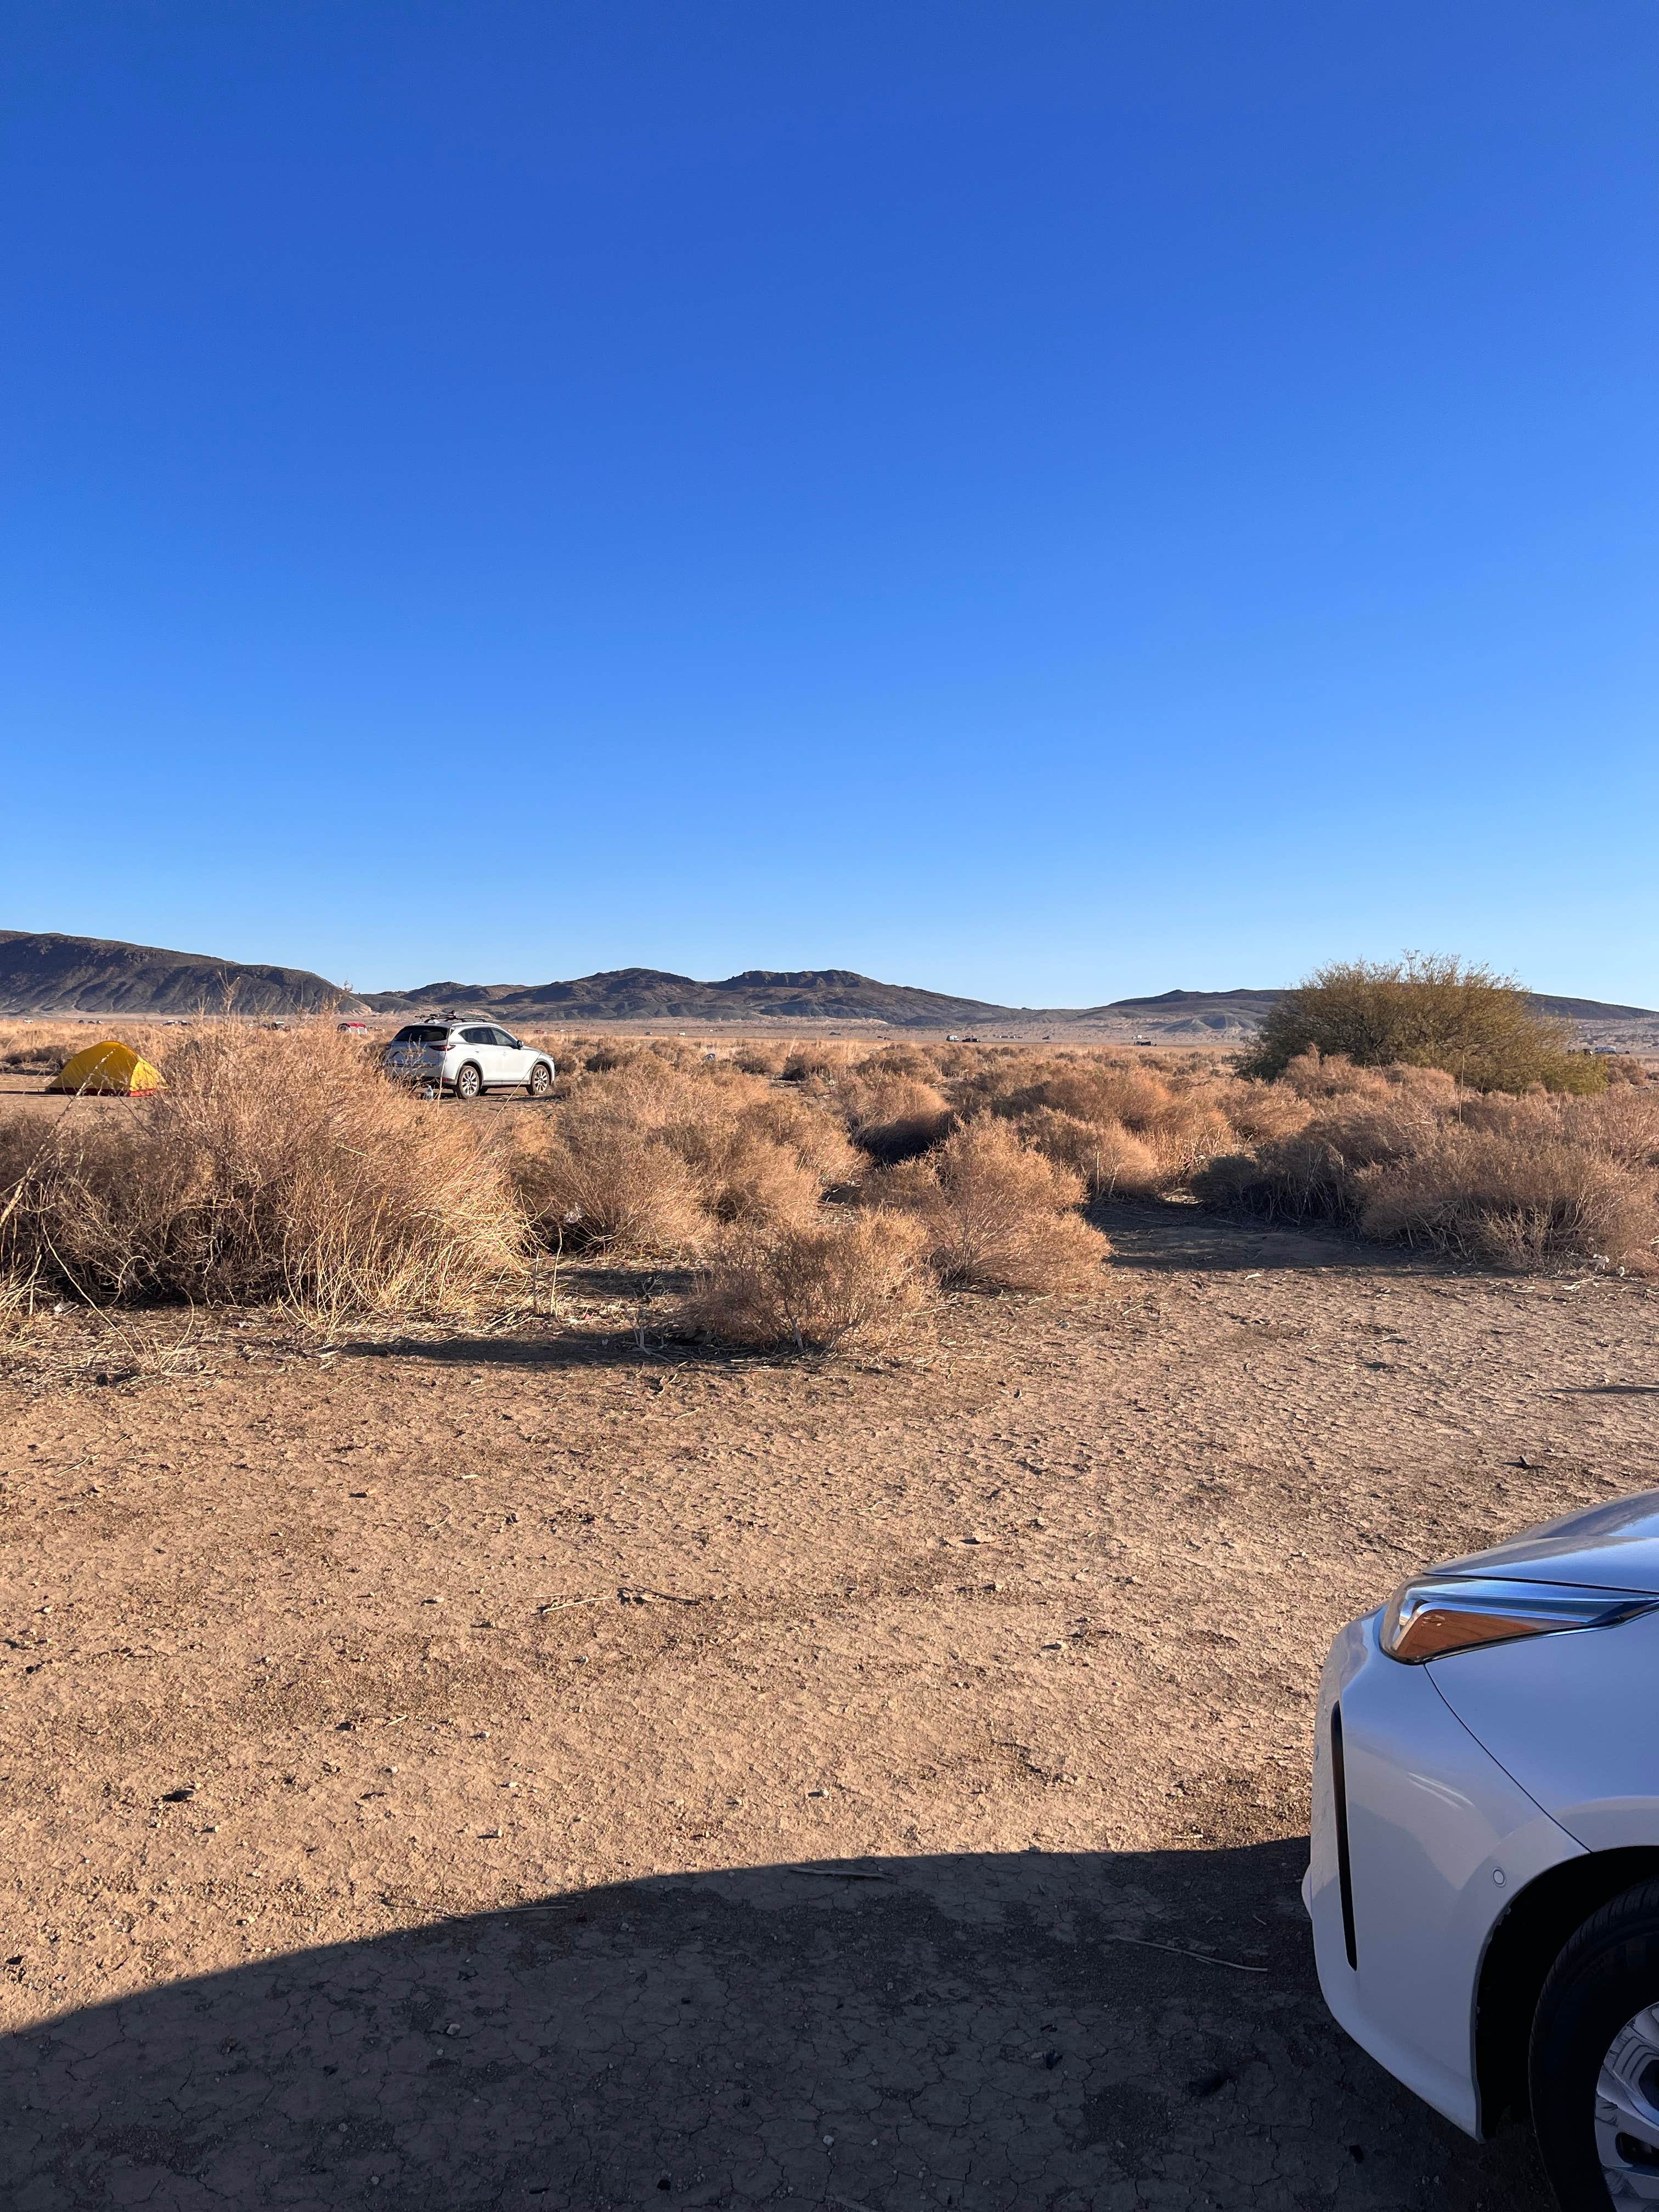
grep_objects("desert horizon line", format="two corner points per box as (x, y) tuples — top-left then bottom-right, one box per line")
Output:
(3, 927), (1655, 1023)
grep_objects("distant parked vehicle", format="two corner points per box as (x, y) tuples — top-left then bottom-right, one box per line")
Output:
(382, 1020), (555, 1099)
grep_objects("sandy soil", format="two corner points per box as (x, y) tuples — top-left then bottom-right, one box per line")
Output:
(3, 1200), (1657, 2208)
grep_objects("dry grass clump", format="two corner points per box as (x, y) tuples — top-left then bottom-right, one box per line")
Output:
(1196, 1114), (1423, 1232)
(515, 1028), (573, 1066)
(963, 1055), (1237, 1195)
(769, 1044), (956, 1163)
(929, 1041), (1013, 1081)
(997, 1064), (1172, 1125)
(732, 1040), (790, 1077)
(0, 1025), (522, 1314)
(725, 1088), (863, 1190)
(857, 1045), (944, 1082)
(510, 1080), (708, 1257)
(0, 1018), (179, 1076)
(1566, 1083), (1659, 1170)
(1198, 1078), (1659, 1269)
(1006, 1107), (1163, 1198)
(781, 1041), (861, 1082)
(876, 1119), (1110, 1292)
(507, 1059), (861, 1257)
(1203, 1074), (1320, 1146)
(1268, 1048), (1458, 1105)
(661, 1093), (854, 1234)
(838, 1069), (954, 1163)
(685, 1209), (930, 1350)
(1360, 1125), (1656, 1268)
(1601, 1055), (1654, 1088)
(568, 1036), (692, 1075)
(0, 1022), (88, 1075)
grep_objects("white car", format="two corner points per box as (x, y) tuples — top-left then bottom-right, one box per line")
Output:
(1309, 1492), (1659, 2206)
(382, 1020), (555, 1100)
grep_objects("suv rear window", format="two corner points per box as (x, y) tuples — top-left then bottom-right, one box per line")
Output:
(393, 1025), (452, 1045)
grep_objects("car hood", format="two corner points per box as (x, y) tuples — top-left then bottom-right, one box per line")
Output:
(1430, 1488), (1659, 1595)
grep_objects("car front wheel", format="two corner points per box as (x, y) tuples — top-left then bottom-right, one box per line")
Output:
(454, 1063), (483, 1101)
(527, 1061), (552, 1097)
(1531, 1877), (1659, 2208)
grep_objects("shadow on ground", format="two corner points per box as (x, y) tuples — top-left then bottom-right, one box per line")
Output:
(335, 1333), (672, 1370)
(335, 1267), (707, 1372)
(3, 1840), (1545, 2210)
(1094, 1199), (1440, 1280)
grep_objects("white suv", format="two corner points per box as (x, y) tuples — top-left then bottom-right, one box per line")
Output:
(382, 1021), (555, 1100)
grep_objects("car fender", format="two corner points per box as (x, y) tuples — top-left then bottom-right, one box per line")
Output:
(1310, 1615), (1583, 2137)
(1429, 1607), (1659, 1854)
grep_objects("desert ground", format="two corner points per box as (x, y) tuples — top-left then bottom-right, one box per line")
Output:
(5, 1162), (1656, 2209)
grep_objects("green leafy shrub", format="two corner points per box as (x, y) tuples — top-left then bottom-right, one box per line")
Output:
(1242, 956), (1607, 1094)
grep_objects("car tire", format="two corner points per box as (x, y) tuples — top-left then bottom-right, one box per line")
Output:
(1531, 1877), (1659, 2209)
(527, 1061), (552, 1098)
(454, 1063), (483, 1101)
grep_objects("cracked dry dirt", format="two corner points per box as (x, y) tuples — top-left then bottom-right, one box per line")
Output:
(4, 1200), (1657, 2209)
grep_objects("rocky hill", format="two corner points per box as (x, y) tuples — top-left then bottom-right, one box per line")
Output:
(0, 932), (364, 1018)
(363, 967), (1014, 1026)
(1090, 988), (1282, 1035)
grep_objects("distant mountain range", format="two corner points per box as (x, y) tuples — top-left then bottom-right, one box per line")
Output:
(2, 930), (1654, 1038)
(365, 966), (1053, 1026)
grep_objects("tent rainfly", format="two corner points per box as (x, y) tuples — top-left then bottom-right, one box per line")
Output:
(46, 1040), (165, 1095)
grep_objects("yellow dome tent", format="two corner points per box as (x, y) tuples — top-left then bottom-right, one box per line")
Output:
(46, 1040), (165, 1096)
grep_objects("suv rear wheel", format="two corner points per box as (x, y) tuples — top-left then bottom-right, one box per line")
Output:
(454, 1062), (483, 1101)
(1531, 1877), (1659, 2208)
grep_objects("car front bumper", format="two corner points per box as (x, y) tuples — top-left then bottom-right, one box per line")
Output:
(1306, 1611), (1585, 2137)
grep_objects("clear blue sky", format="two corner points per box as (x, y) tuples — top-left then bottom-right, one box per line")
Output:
(5, 1), (1655, 1006)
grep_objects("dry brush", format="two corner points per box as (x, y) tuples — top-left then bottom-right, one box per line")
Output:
(3, 1014), (1652, 1348)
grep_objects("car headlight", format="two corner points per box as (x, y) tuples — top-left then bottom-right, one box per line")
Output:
(1380, 1575), (1656, 1663)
